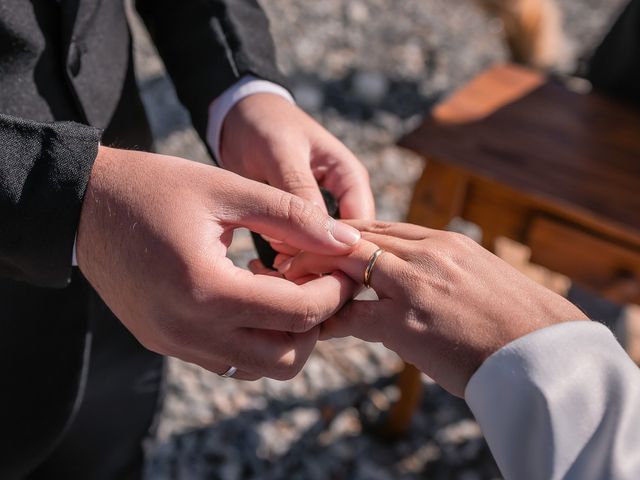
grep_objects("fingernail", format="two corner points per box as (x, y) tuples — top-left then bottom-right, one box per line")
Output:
(277, 257), (294, 274)
(272, 255), (289, 269)
(331, 220), (361, 246)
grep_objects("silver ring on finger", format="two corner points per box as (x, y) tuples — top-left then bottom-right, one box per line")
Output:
(220, 366), (238, 378)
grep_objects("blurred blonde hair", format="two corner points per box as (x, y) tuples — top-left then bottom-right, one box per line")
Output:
(477, 0), (572, 70)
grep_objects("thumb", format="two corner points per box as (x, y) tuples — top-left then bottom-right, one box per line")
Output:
(226, 176), (361, 255)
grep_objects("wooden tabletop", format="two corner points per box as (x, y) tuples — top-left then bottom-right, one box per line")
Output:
(399, 64), (640, 242)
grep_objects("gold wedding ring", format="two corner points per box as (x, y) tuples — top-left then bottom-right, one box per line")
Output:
(363, 248), (385, 289)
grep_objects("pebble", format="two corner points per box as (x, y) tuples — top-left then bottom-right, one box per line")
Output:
(292, 81), (325, 111)
(352, 71), (390, 105)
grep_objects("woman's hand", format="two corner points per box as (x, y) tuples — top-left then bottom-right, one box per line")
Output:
(278, 220), (588, 397)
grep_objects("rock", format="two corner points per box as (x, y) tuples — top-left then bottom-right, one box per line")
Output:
(347, 2), (369, 24)
(352, 71), (389, 105)
(437, 419), (483, 445)
(292, 81), (325, 111)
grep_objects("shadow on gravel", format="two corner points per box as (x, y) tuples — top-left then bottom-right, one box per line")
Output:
(138, 75), (192, 140)
(289, 69), (439, 122)
(137, 68), (439, 145)
(145, 378), (500, 480)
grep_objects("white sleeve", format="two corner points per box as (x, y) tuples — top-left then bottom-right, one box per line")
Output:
(206, 75), (295, 166)
(465, 321), (640, 480)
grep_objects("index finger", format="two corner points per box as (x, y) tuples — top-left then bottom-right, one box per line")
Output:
(318, 148), (375, 220)
(280, 239), (405, 298)
(222, 177), (361, 255)
(341, 219), (433, 240)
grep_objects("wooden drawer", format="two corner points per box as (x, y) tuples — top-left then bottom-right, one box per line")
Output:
(528, 217), (640, 304)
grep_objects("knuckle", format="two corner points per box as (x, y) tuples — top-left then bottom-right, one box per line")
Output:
(446, 231), (474, 249)
(282, 193), (317, 229)
(370, 220), (395, 233)
(360, 221), (393, 235)
(288, 299), (322, 333)
(440, 232), (477, 266)
(281, 169), (317, 195)
(404, 265), (425, 288)
(270, 354), (304, 381)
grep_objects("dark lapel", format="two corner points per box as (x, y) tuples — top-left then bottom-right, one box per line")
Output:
(59, 0), (102, 51)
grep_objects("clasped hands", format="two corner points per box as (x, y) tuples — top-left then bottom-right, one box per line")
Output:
(76, 94), (586, 396)
(75, 94), (374, 382)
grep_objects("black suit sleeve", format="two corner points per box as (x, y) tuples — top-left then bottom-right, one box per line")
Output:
(588, 0), (640, 104)
(0, 113), (101, 288)
(135, 0), (288, 141)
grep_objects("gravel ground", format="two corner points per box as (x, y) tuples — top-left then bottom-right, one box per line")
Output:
(130, 1), (628, 478)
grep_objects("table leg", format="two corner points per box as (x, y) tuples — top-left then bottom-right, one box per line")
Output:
(407, 159), (469, 230)
(379, 363), (423, 437)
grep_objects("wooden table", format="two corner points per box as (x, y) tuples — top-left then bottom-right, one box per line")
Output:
(383, 63), (640, 436)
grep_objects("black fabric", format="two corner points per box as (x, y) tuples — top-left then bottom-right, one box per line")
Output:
(587, 0), (640, 105)
(19, 62), (162, 480)
(101, 49), (154, 152)
(0, 0), (81, 122)
(135, 0), (288, 141)
(0, 114), (100, 287)
(0, 272), (164, 480)
(26, 287), (165, 480)
(0, 272), (90, 479)
(0, 0), (283, 477)
(0, 61), (162, 478)
(0, 0), (284, 287)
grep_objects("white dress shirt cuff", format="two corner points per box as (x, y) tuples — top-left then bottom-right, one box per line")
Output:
(465, 320), (640, 479)
(206, 75), (295, 166)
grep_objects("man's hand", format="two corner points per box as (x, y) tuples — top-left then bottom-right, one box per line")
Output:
(76, 146), (361, 380)
(219, 94), (375, 220)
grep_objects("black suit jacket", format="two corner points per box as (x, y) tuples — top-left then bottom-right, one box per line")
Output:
(0, 0), (283, 476)
(587, 0), (640, 105)
(0, 0), (285, 288)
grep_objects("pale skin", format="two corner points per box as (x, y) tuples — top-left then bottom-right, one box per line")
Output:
(269, 220), (589, 397)
(221, 94), (375, 220)
(76, 95), (373, 381)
